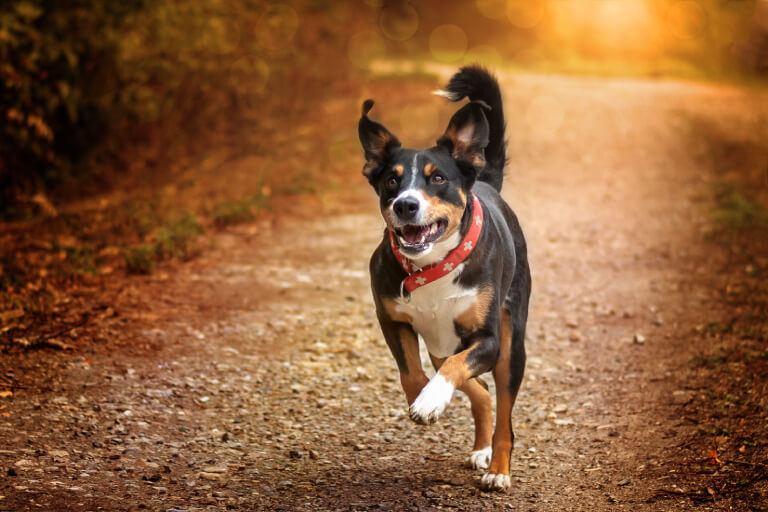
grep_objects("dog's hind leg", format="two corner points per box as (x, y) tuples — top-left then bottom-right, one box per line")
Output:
(481, 306), (526, 491)
(430, 356), (493, 469)
(461, 378), (494, 469)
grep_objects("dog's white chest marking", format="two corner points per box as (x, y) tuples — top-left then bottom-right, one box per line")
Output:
(394, 264), (478, 358)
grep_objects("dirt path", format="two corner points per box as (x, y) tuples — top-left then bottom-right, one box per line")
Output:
(2, 72), (767, 511)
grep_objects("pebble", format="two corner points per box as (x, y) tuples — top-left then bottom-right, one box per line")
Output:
(671, 390), (693, 405)
(201, 466), (227, 474)
(633, 333), (646, 344)
(197, 472), (225, 481)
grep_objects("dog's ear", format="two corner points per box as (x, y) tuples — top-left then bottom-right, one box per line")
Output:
(358, 99), (401, 179)
(437, 100), (490, 169)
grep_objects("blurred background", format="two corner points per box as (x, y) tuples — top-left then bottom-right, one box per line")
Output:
(1, 0), (767, 321)
(2, 0), (767, 213)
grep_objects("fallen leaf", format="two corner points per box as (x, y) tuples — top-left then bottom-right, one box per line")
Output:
(39, 338), (72, 350)
(0, 391), (12, 398)
(706, 449), (722, 465)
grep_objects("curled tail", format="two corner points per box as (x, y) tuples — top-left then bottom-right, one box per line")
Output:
(437, 65), (506, 192)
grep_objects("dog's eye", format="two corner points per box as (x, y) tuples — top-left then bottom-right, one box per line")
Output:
(387, 177), (398, 189)
(430, 173), (446, 185)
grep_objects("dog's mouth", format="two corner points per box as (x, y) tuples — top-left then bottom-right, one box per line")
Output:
(394, 219), (448, 252)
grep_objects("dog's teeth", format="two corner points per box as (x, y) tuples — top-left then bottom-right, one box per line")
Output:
(419, 235), (426, 243)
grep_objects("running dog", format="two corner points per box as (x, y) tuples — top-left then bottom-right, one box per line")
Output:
(358, 66), (531, 491)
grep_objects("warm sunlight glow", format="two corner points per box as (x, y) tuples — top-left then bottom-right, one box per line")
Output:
(550, 0), (662, 57)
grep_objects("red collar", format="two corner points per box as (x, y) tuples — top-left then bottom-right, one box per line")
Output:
(388, 192), (483, 295)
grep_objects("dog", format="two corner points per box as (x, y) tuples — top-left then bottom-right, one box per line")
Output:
(358, 66), (531, 491)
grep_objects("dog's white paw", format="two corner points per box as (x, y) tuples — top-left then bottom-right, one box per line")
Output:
(468, 446), (492, 470)
(480, 472), (511, 492)
(409, 374), (454, 425)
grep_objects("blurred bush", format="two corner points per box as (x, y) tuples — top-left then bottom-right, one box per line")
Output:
(0, 0), (143, 212)
(0, 0), (357, 218)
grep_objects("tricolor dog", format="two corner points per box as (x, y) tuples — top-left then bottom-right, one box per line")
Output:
(358, 66), (530, 491)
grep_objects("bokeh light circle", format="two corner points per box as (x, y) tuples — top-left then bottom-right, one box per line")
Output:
(379, 3), (419, 41)
(475, 0), (507, 20)
(429, 24), (468, 63)
(348, 30), (387, 70)
(506, 2), (545, 29)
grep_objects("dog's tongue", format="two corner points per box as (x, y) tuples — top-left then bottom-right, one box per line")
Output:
(402, 224), (429, 245)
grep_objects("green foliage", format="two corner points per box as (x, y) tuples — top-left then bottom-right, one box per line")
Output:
(64, 244), (98, 276)
(712, 185), (768, 231)
(1, 0), (354, 218)
(153, 214), (203, 259)
(123, 244), (157, 275)
(122, 214), (203, 274)
(209, 194), (269, 228)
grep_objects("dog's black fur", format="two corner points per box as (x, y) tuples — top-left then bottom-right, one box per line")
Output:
(359, 66), (530, 491)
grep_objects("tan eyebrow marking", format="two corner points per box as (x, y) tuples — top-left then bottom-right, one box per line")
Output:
(424, 163), (436, 177)
(393, 164), (405, 177)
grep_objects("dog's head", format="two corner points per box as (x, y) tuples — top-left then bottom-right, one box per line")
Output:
(358, 99), (490, 256)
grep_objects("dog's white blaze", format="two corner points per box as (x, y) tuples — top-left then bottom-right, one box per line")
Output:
(409, 373), (454, 422)
(393, 262), (478, 359)
(390, 189), (430, 226)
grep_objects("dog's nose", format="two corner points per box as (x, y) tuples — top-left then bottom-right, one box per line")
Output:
(393, 197), (420, 220)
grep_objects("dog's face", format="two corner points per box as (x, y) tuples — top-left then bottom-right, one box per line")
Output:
(359, 99), (490, 256)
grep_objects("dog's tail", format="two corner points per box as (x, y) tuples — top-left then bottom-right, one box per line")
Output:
(436, 65), (506, 192)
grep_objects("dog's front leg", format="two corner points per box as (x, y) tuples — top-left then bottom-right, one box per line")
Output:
(409, 340), (496, 425)
(379, 319), (429, 406)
